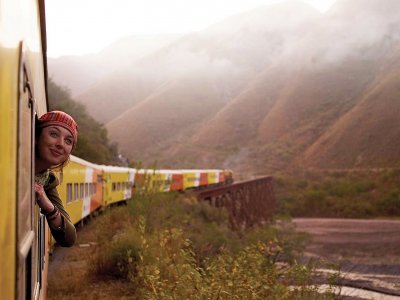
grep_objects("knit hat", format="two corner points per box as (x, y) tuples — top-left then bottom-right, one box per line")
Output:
(38, 111), (78, 148)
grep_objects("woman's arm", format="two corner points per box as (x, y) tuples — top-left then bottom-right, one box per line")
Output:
(35, 183), (77, 247)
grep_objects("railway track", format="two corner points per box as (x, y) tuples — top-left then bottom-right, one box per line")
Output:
(195, 176), (276, 229)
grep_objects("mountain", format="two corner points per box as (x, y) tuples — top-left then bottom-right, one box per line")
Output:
(164, 0), (400, 171)
(300, 49), (400, 169)
(75, 1), (320, 124)
(51, 0), (400, 174)
(48, 34), (181, 96)
(102, 1), (321, 163)
(106, 71), (247, 166)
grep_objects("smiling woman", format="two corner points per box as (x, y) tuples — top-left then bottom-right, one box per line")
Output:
(34, 111), (78, 247)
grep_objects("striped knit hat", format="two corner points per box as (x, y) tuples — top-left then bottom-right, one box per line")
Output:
(38, 111), (78, 148)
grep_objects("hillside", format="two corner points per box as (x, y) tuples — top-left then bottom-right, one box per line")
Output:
(179, 0), (400, 174)
(47, 79), (119, 165)
(51, 0), (400, 174)
(301, 52), (400, 169)
(106, 73), (244, 166)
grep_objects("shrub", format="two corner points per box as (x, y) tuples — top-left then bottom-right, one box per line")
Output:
(87, 192), (336, 299)
(88, 230), (141, 279)
(378, 189), (400, 215)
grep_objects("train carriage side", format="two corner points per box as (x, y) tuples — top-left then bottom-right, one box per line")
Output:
(199, 170), (209, 187)
(56, 155), (103, 225)
(207, 170), (221, 186)
(219, 171), (226, 185)
(134, 168), (165, 193)
(134, 169), (147, 193)
(182, 170), (201, 190)
(170, 170), (184, 191)
(102, 165), (135, 206)
(0, 0), (49, 298)
(149, 170), (175, 193)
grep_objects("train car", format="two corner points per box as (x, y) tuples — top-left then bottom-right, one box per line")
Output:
(0, 0), (49, 298)
(146, 170), (171, 192)
(182, 169), (230, 190)
(181, 170), (202, 190)
(134, 169), (165, 193)
(207, 169), (221, 186)
(169, 170), (184, 191)
(134, 169), (147, 192)
(56, 155), (103, 225)
(102, 165), (135, 206)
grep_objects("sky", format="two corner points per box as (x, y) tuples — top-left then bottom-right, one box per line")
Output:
(45, 0), (337, 58)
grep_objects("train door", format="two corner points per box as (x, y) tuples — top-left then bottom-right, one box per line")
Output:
(16, 44), (46, 299)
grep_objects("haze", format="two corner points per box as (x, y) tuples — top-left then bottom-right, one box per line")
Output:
(45, 0), (336, 57)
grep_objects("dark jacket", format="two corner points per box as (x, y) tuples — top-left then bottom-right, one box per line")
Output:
(44, 172), (77, 247)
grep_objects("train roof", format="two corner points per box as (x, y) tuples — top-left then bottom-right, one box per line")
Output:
(180, 169), (223, 173)
(70, 155), (102, 169)
(100, 165), (136, 173)
(135, 169), (180, 174)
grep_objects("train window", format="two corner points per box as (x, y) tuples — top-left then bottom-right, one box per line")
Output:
(93, 183), (97, 194)
(66, 184), (73, 204)
(80, 183), (84, 198)
(112, 182), (116, 191)
(97, 175), (102, 183)
(117, 182), (121, 190)
(85, 183), (89, 197)
(74, 183), (79, 201)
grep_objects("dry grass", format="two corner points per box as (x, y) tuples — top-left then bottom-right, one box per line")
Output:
(47, 194), (338, 299)
(47, 207), (136, 299)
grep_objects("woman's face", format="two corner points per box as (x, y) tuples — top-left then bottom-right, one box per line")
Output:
(37, 125), (74, 167)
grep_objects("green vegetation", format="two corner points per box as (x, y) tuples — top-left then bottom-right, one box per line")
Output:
(275, 169), (400, 218)
(47, 78), (119, 164)
(87, 193), (337, 299)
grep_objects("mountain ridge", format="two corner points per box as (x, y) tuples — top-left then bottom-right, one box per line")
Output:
(49, 0), (400, 174)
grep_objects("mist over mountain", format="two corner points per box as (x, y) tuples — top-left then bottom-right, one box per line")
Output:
(48, 34), (181, 96)
(49, 0), (400, 175)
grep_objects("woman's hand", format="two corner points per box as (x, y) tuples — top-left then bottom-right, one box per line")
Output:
(34, 183), (54, 213)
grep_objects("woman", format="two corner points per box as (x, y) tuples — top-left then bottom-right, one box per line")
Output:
(34, 111), (77, 247)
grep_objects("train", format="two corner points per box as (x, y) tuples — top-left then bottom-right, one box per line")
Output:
(1, 0), (49, 299)
(58, 155), (233, 227)
(0, 0), (232, 299)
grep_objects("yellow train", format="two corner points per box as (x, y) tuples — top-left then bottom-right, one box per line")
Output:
(0, 0), (50, 298)
(57, 161), (233, 215)
(0, 1), (233, 299)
